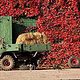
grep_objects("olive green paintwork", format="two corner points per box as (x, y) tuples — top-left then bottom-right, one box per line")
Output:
(22, 17), (36, 27)
(0, 43), (51, 56)
(0, 44), (22, 55)
(0, 16), (12, 44)
(0, 45), (6, 55)
(24, 43), (51, 51)
(0, 16), (51, 56)
(13, 17), (36, 27)
(6, 44), (22, 52)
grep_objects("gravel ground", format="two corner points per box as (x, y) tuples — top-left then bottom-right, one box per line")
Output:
(0, 69), (80, 80)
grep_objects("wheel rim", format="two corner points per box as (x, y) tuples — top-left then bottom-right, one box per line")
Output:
(71, 58), (79, 66)
(3, 59), (10, 67)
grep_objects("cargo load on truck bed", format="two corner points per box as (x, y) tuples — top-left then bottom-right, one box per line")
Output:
(16, 32), (49, 45)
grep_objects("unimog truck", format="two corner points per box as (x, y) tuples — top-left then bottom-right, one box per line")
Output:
(0, 16), (51, 70)
(0, 16), (80, 70)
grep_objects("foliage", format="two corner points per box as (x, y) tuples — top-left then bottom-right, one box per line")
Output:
(0, 0), (80, 68)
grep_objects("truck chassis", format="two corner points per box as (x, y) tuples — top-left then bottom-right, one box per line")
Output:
(0, 43), (51, 70)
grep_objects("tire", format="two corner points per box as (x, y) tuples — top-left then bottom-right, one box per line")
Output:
(68, 56), (80, 68)
(0, 55), (15, 70)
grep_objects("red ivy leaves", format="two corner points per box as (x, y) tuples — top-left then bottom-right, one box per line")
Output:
(0, 0), (80, 68)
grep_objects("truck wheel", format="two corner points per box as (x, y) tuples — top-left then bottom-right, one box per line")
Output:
(0, 55), (15, 70)
(68, 56), (80, 68)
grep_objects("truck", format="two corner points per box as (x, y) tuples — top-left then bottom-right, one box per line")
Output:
(0, 16), (80, 70)
(0, 16), (51, 70)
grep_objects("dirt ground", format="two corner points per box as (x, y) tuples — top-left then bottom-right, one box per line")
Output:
(0, 69), (80, 80)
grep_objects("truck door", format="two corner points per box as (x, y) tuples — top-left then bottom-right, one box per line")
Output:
(0, 16), (12, 44)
